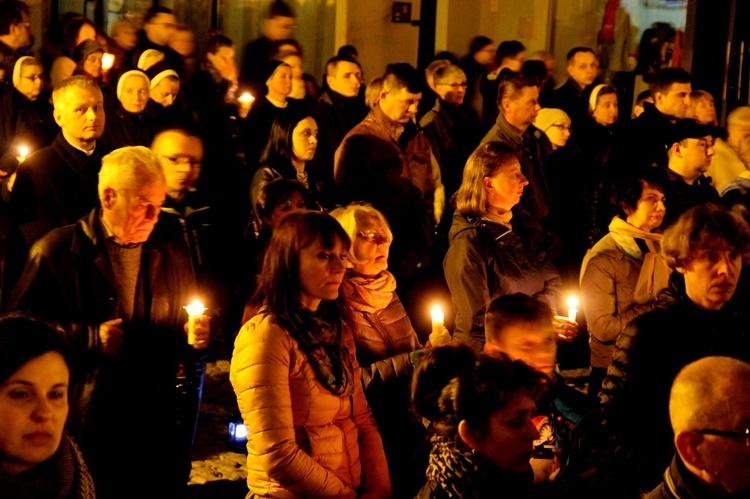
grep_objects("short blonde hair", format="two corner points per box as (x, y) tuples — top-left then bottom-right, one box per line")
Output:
(98, 146), (165, 199)
(52, 75), (102, 110)
(365, 77), (382, 110)
(433, 64), (466, 85)
(329, 202), (392, 266)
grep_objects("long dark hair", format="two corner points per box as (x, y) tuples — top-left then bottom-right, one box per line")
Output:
(260, 107), (316, 177)
(245, 211), (354, 325)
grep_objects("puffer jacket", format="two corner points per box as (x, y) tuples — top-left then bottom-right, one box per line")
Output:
(230, 311), (391, 499)
(599, 279), (750, 492)
(444, 211), (561, 352)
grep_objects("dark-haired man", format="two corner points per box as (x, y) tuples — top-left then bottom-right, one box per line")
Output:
(548, 47), (601, 128)
(126, 6), (186, 77)
(240, 0), (296, 95)
(480, 40), (526, 129)
(334, 62), (444, 282)
(0, 0), (31, 82)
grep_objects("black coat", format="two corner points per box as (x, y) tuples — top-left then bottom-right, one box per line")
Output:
(610, 102), (675, 178)
(101, 100), (155, 149)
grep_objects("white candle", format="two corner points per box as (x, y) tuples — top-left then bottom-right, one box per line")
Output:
(184, 299), (207, 345)
(431, 304), (444, 335)
(102, 53), (115, 71)
(566, 296), (579, 322)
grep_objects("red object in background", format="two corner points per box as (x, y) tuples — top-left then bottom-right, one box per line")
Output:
(598, 0), (620, 45)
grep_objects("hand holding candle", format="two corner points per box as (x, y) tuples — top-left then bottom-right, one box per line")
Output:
(429, 304), (451, 347)
(552, 296), (580, 341)
(184, 299), (210, 349)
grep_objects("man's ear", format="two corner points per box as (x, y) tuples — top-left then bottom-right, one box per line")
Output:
(483, 175), (494, 194)
(458, 419), (481, 450)
(675, 431), (707, 471)
(101, 187), (116, 210)
(379, 89), (389, 103)
(326, 73), (334, 88)
(53, 108), (64, 128)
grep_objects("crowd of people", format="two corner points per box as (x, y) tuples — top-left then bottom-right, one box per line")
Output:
(1, 0), (749, 498)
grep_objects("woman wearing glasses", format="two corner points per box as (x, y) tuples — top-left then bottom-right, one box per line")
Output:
(331, 202), (447, 498)
(444, 141), (573, 354)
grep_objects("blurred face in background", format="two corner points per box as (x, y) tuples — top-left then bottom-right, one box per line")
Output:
(264, 15), (295, 42)
(146, 13), (178, 46)
(435, 74), (467, 106)
(75, 23), (97, 47)
(169, 28), (195, 57)
(266, 64), (293, 100)
(207, 45), (237, 81)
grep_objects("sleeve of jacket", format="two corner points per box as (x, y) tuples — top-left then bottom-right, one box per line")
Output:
(343, 326), (392, 498)
(444, 233), (490, 353)
(535, 254), (562, 314)
(359, 351), (414, 396)
(581, 255), (656, 343)
(230, 318), (356, 498)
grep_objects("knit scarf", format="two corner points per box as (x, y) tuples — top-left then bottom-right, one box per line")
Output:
(281, 304), (355, 397)
(0, 433), (96, 499)
(341, 271), (397, 313)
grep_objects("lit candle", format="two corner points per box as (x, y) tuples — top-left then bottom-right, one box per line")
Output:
(239, 92), (255, 106)
(184, 299), (207, 346)
(567, 296), (579, 322)
(431, 304), (444, 335)
(17, 145), (28, 163)
(101, 53), (115, 71)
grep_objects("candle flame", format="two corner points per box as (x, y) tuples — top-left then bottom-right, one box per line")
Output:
(239, 92), (255, 104)
(18, 146), (28, 158)
(102, 53), (115, 70)
(566, 296), (579, 309)
(184, 299), (206, 317)
(431, 304), (444, 322)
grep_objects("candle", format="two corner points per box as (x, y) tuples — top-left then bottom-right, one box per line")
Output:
(17, 145), (28, 163)
(239, 92), (255, 106)
(184, 299), (207, 346)
(431, 304), (444, 334)
(101, 53), (115, 71)
(567, 296), (579, 322)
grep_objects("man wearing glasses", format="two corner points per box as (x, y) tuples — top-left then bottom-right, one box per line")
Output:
(647, 356), (750, 498)
(0, 1), (31, 83)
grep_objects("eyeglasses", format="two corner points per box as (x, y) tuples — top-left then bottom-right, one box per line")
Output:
(550, 124), (572, 131)
(697, 427), (750, 447)
(438, 82), (468, 89)
(161, 155), (202, 168)
(358, 230), (390, 244)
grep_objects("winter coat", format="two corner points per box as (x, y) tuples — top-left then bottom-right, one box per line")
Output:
(100, 100), (155, 150)
(645, 456), (720, 499)
(580, 218), (668, 369)
(599, 280), (750, 491)
(230, 311), (391, 498)
(661, 169), (721, 229)
(443, 211), (561, 352)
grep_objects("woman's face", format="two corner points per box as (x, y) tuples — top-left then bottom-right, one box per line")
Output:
(83, 51), (103, 78)
(16, 64), (43, 101)
(267, 65), (293, 98)
(484, 159), (529, 212)
(150, 78), (180, 107)
(593, 93), (618, 126)
(351, 216), (391, 277)
(282, 55), (304, 80)
(119, 74), (149, 113)
(544, 120), (572, 149)
(693, 98), (717, 125)
(0, 352), (69, 475)
(298, 236), (349, 311)
(470, 391), (540, 473)
(291, 116), (318, 163)
(626, 184), (666, 232)
(75, 23), (97, 47)
(267, 190), (307, 228)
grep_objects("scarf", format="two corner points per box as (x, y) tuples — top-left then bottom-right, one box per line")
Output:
(424, 435), (533, 498)
(583, 217), (670, 304)
(281, 303), (355, 397)
(341, 270), (397, 313)
(0, 433), (96, 499)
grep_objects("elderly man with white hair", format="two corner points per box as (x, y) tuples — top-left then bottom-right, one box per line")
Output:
(647, 356), (750, 498)
(8, 145), (210, 498)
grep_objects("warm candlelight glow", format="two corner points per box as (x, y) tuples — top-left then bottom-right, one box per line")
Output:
(431, 304), (444, 333)
(239, 92), (255, 105)
(18, 146), (28, 159)
(567, 295), (579, 322)
(184, 299), (207, 317)
(102, 53), (115, 71)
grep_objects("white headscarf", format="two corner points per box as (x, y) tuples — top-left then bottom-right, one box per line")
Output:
(12, 56), (37, 88)
(116, 70), (150, 100)
(149, 69), (179, 89)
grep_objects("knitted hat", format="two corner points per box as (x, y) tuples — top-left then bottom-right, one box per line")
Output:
(533, 108), (570, 132)
(12, 56), (36, 87)
(145, 60), (179, 89)
(72, 39), (104, 65)
(116, 69), (150, 100)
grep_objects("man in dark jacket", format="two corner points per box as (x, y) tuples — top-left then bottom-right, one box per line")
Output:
(547, 47), (601, 129)
(125, 6), (186, 78)
(599, 204), (750, 494)
(0, 1), (31, 83)
(662, 118), (721, 229)
(3, 75), (108, 308)
(646, 356), (750, 499)
(8, 146), (210, 499)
